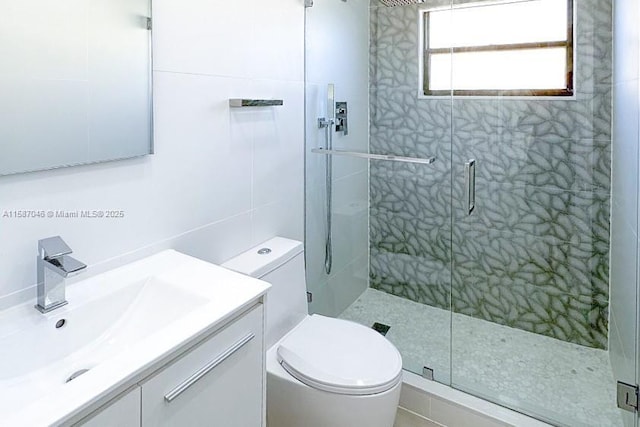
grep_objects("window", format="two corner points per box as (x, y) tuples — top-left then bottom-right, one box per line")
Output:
(422, 0), (574, 96)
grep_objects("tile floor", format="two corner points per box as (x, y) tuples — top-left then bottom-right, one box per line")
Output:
(394, 408), (443, 427)
(340, 289), (623, 427)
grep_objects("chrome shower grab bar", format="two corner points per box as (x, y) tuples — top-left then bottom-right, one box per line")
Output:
(311, 148), (436, 165)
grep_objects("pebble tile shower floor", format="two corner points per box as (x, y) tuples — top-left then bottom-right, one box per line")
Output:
(340, 289), (622, 427)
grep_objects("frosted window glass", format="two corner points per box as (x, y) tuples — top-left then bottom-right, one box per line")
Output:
(430, 48), (568, 91)
(429, 0), (568, 49)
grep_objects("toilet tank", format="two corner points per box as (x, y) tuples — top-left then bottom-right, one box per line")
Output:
(222, 237), (308, 349)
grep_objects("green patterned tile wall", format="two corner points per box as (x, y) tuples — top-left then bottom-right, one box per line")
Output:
(369, 0), (612, 349)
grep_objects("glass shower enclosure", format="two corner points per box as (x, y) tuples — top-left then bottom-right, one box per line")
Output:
(305, 0), (639, 426)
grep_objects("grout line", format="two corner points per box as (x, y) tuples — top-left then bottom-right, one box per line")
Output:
(152, 69), (304, 84)
(396, 406), (446, 427)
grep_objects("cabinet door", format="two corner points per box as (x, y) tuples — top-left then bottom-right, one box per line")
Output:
(75, 387), (141, 427)
(141, 305), (264, 427)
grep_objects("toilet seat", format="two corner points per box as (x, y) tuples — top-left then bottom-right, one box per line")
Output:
(276, 315), (403, 396)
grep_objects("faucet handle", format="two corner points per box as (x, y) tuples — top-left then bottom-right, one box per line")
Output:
(38, 236), (73, 260)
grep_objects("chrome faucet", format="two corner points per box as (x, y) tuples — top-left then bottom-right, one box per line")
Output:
(36, 236), (86, 313)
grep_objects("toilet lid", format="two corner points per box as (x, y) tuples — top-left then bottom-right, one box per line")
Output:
(276, 315), (403, 395)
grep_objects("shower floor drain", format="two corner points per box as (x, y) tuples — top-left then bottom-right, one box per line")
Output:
(372, 322), (391, 336)
(66, 368), (90, 383)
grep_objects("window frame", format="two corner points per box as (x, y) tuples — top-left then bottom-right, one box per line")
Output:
(422, 0), (574, 97)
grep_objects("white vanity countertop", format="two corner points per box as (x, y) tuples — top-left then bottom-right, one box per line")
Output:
(0, 250), (270, 426)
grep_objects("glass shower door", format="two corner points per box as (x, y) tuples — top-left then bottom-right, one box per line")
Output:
(364, 0), (453, 383)
(446, 0), (624, 425)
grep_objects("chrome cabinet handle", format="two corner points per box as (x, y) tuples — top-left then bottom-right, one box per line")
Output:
(465, 159), (476, 215)
(164, 333), (255, 403)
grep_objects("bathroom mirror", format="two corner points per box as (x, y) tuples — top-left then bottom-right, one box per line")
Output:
(0, 0), (153, 176)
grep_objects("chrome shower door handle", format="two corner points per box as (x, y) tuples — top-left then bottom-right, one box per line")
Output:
(465, 159), (476, 215)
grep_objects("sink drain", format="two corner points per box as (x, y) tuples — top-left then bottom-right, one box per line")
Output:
(66, 368), (90, 383)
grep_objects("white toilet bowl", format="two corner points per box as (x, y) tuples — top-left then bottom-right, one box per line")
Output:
(267, 314), (402, 427)
(222, 237), (403, 427)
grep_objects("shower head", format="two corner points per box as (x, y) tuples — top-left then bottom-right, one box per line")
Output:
(378, 0), (425, 7)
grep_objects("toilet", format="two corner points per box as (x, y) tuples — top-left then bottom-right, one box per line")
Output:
(222, 237), (403, 427)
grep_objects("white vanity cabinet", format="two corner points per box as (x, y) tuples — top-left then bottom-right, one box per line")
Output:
(76, 388), (141, 427)
(72, 304), (264, 427)
(141, 304), (264, 427)
(1, 251), (270, 426)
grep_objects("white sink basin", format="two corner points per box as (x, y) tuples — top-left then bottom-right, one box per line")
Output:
(0, 250), (270, 426)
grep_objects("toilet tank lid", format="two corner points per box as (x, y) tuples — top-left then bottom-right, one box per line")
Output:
(221, 237), (303, 279)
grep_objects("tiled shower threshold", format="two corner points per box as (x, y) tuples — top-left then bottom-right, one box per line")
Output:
(340, 289), (622, 427)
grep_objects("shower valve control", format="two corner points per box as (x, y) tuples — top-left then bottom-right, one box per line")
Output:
(335, 102), (348, 135)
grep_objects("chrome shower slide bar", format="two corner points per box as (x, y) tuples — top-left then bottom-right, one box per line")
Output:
(311, 148), (436, 165)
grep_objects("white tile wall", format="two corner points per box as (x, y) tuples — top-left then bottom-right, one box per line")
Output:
(0, 0), (304, 309)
